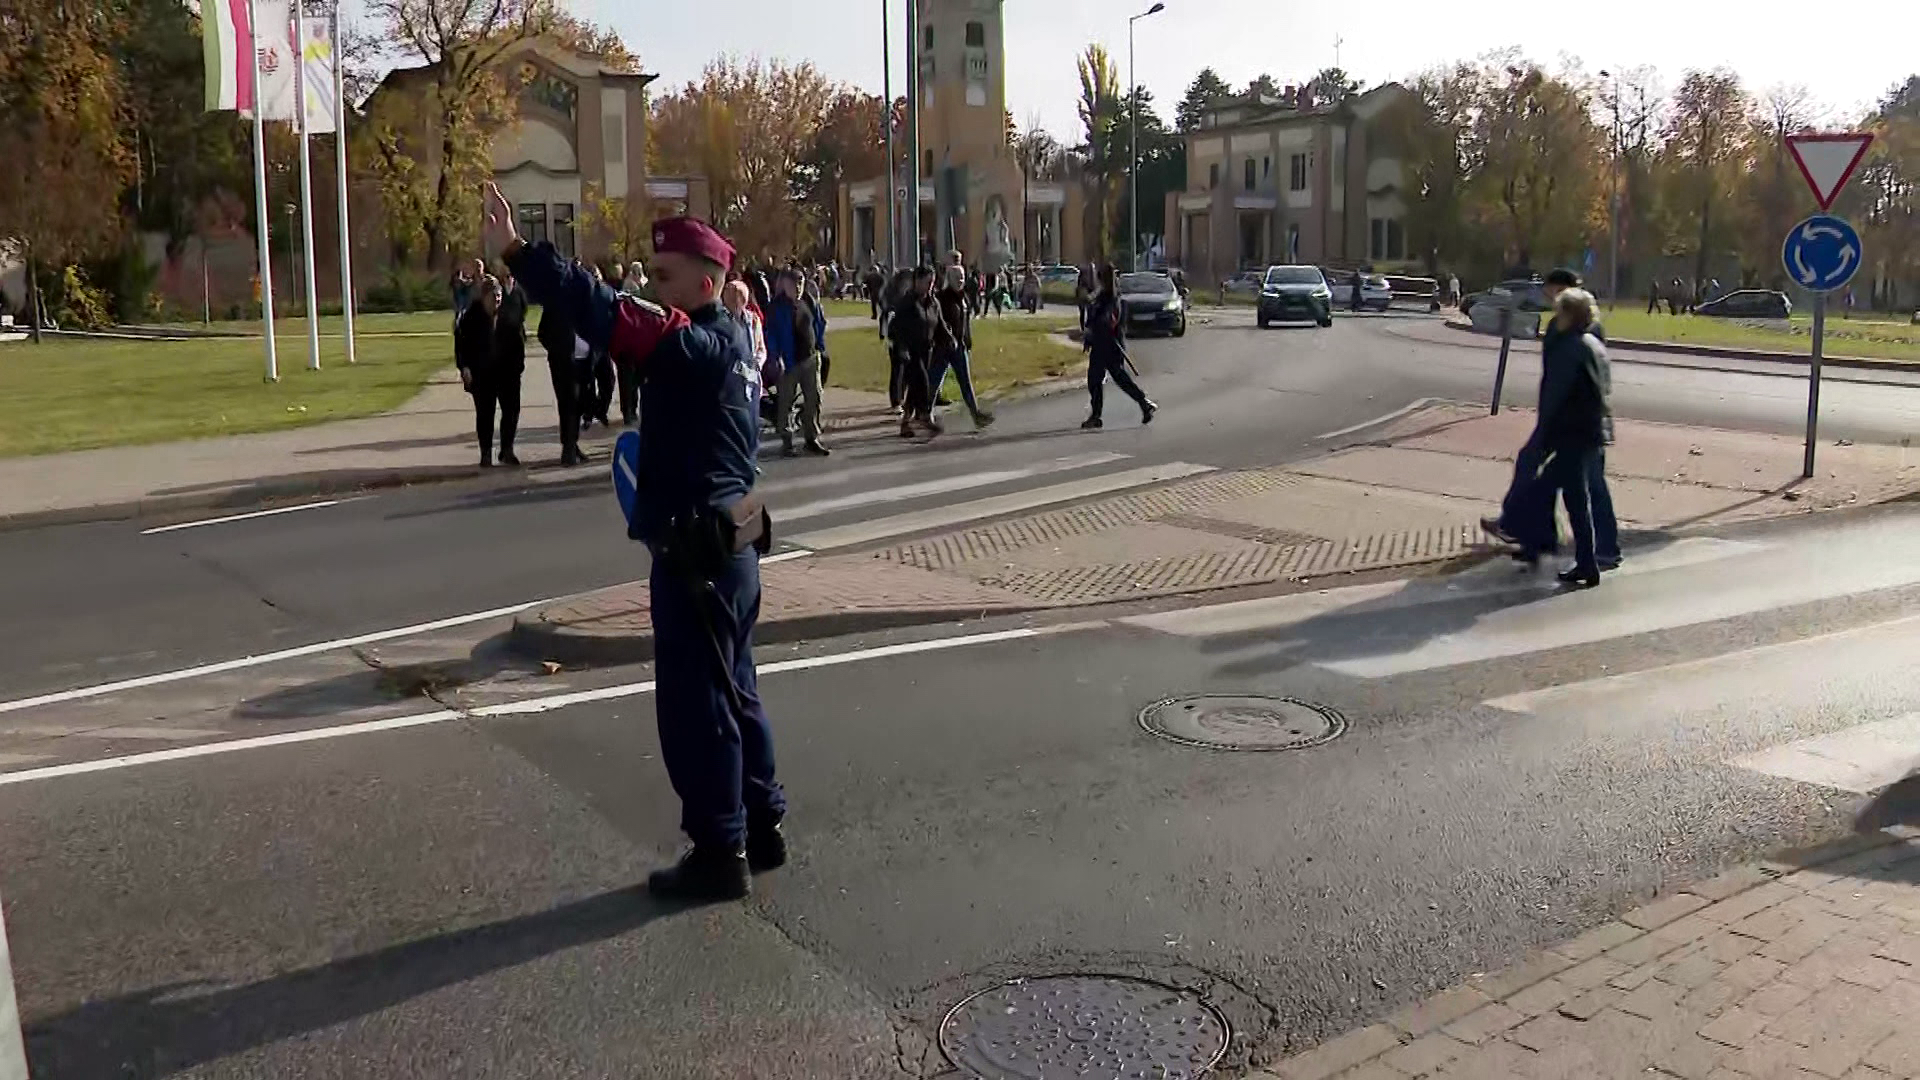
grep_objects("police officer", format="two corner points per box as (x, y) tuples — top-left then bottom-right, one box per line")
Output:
(483, 183), (786, 903)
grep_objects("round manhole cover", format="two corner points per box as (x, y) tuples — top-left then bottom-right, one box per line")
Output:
(1139, 694), (1345, 751)
(938, 975), (1230, 1079)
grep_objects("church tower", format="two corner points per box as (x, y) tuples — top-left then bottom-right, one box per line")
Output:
(914, 0), (1021, 269)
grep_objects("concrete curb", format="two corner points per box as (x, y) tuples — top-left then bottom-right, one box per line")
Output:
(507, 600), (1042, 667)
(1441, 316), (1918, 373)
(0, 463), (488, 534)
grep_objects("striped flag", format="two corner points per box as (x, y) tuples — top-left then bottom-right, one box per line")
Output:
(299, 14), (339, 135)
(202, 0), (255, 111)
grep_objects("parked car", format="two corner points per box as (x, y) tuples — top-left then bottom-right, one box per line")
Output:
(1326, 272), (1394, 312)
(1223, 270), (1265, 295)
(1040, 264), (1081, 285)
(1382, 274), (1442, 311)
(1117, 272), (1188, 337)
(1697, 289), (1792, 319)
(1256, 265), (1334, 328)
(1459, 278), (1550, 318)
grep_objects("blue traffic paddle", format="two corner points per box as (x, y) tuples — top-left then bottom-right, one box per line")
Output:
(611, 430), (641, 537)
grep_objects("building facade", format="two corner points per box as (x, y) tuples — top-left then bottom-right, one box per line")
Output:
(836, 0), (1088, 271)
(366, 38), (709, 269)
(1163, 83), (1412, 284)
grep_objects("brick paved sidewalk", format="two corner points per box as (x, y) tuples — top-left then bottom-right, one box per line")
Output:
(513, 402), (1920, 664)
(1259, 829), (1920, 1080)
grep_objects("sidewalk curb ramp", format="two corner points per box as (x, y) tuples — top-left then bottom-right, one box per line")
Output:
(1442, 316), (1916, 373)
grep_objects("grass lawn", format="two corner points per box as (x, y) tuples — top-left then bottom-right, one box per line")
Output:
(130, 310), (457, 338)
(825, 313), (1080, 398)
(1595, 307), (1920, 363)
(0, 332), (450, 457)
(822, 298), (870, 320)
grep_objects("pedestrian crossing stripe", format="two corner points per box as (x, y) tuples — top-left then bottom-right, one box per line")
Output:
(1733, 713), (1920, 795)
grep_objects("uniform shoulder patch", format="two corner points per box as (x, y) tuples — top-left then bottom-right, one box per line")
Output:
(616, 294), (668, 320)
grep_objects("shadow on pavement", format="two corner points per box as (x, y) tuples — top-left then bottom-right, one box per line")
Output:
(1855, 774), (1920, 832)
(1200, 532), (1683, 678)
(23, 889), (674, 1080)
(233, 637), (535, 721)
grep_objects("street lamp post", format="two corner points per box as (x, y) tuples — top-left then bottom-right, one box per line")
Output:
(1127, 2), (1165, 272)
(882, 0), (897, 269)
(1600, 69), (1623, 306)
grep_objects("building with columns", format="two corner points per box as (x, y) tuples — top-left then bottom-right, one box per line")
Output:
(835, 0), (1089, 271)
(1163, 82), (1413, 285)
(363, 38), (709, 268)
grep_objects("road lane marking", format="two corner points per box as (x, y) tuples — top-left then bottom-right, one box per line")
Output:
(787, 462), (1216, 551)
(139, 498), (364, 535)
(777, 451), (1129, 522)
(1314, 398), (1442, 440)
(0, 623), (1095, 786)
(1732, 713), (1920, 794)
(0, 598), (560, 717)
(761, 549), (813, 564)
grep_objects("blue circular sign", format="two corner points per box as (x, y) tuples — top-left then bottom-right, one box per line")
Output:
(1781, 214), (1863, 293)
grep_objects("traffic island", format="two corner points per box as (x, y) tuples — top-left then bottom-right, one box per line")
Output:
(511, 401), (1920, 667)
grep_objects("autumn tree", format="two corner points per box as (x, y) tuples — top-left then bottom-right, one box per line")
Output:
(579, 182), (650, 265)
(1387, 62), (1478, 275)
(1076, 43), (1123, 261)
(0, 0), (135, 337)
(1856, 77), (1920, 308)
(363, 0), (554, 266)
(1734, 85), (1822, 284)
(1176, 68), (1232, 131)
(1658, 69), (1751, 287)
(650, 58), (836, 261)
(796, 90), (888, 257)
(1471, 62), (1606, 272)
(547, 10), (639, 72)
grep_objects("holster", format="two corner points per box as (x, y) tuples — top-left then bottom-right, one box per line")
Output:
(656, 493), (773, 579)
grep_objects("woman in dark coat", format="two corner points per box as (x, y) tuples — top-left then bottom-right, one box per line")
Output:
(1518, 287), (1612, 587)
(454, 275), (518, 466)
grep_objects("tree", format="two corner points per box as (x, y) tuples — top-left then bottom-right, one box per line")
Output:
(1470, 64), (1605, 273)
(1307, 67), (1363, 106)
(363, 0), (554, 266)
(1117, 87), (1181, 255)
(1076, 44), (1123, 262)
(546, 11), (639, 72)
(1386, 62), (1478, 275)
(797, 90), (888, 258)
(650, 58), (837, 261)
(1243, 73), (1281, 101)
(1176, 68), (1232, 131)
(0, 0), (135, 337)
(1735, 85), (1822, 284)
(579, 182), (649, 264)
(1659, 69), (1751, 287)
(1855, 77), (1920, 308)
(1012, 118), (1060, 259)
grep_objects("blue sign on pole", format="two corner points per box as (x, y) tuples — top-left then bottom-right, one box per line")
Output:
(1781, 214), (1863, 293)
(611, 430), (640, 535)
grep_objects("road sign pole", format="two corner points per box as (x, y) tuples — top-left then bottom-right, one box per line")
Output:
(1490, 306), (1513, 416)
(1804, 291), (1826, 479)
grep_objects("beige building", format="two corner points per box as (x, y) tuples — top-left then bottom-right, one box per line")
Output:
(836, 0), (1089, 270)
(1164, 82), (1413, 284)
(366, 38), (709, 268)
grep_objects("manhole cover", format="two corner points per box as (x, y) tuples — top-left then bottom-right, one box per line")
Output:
(1139, 694), (1345, 751)
(938, 975), (1229, 1079)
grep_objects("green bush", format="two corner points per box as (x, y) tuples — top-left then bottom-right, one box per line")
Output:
(54, 266), (115, 330)
(363, 268), (453, 314)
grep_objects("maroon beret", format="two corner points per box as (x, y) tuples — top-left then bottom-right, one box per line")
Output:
(652, 217), (734, 269)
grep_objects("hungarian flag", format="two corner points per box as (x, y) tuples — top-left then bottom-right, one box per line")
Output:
(203, 0), (295, 120)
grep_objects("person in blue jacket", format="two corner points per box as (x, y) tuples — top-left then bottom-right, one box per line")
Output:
(483, 182), (786, 903)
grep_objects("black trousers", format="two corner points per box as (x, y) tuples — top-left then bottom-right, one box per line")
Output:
(898, 349), (933, 418)
(615, 358), (640, 424)
(587, 352), (614, 423)
(546, 355), (579, 457)
(472, 372), (521, 460)
(1086, 349), (1148, 419)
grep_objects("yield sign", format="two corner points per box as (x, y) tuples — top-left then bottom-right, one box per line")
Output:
(1785, 133), (1874, 210)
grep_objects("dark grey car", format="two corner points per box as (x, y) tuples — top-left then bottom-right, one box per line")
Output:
(1257, 265), (1334, 328)
(1118, 272), (1187, 337)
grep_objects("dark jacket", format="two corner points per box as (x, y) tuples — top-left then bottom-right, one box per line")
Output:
(935, 285), (971, 353)
(766, 294), (820, 369)
(1537, 324), (1611, 452)
(536, 299), (575, 364)
(1084, 289), (1127, 359)
(493, 284), (529, 373)
(888, 290), (944, 360)
(454, 300), (495, 386)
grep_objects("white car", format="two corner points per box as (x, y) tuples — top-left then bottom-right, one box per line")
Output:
(1326, 272), (1393, 312)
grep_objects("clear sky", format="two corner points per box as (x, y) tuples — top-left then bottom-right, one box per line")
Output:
(356, 1), (1912, 137)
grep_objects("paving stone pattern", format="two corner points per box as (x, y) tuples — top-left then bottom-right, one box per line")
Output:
(1253, 830), (1920, 1080)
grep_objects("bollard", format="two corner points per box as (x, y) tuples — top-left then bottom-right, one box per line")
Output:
(0, 894), (25, 1080)
(1490, 305), (1514, 416)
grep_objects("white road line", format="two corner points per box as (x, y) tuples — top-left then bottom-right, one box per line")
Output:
(787, 461), (1217, 551)
(778, 451), (1129, 522)
(0, 623), (1093, 786)
(0, 598), (558, 716)
(1314, 398), (1441, 441)
(0, 754), (49, 768)
(139, 498), (363, 535)
(1732, 713), (1920, 795)
(761, 548), (814, 565)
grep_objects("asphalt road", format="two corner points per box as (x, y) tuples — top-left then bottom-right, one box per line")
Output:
(8, 498), (1920, 1077)
(8, 310), (1920, 706)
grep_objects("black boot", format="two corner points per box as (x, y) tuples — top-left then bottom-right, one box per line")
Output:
(1081, 416), (1104, 430)
(646, 845), (750, 902)
(746, 821), (789, 873)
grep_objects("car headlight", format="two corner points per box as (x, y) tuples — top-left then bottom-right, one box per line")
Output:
(1260, 288), (1278, 297)
(1163, 298), (1182, 311)
(1313, 288), (1330, 300)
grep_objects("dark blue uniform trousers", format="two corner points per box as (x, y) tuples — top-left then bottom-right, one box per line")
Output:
(649, 549), (786, 851)
(1500, 442), (1620, 564)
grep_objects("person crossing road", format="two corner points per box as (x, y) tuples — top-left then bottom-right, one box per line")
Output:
(1080, 264), (1157, 430)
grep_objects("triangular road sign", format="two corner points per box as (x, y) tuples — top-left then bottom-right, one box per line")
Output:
(1785, 133), (1874, 210)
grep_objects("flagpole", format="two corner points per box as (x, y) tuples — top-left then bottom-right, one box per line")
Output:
(331, 3), (356, 364)
(293, 0), (321, 370)
(248, 0), (279, 382)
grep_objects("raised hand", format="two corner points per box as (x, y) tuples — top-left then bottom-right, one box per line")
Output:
(481, 182), (517, 256)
